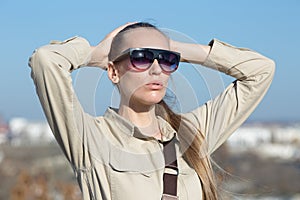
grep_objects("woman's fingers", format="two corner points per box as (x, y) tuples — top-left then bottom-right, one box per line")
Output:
(104, 22), (137, 39)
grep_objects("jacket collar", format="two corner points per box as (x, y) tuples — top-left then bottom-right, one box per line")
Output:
(103, 107), (178, 142)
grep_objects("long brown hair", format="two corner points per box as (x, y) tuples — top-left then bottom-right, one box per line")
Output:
(156, 100), (218, 199)
(109, 22), (218, 199)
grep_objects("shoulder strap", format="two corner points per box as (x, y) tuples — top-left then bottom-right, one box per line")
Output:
(162, 137), (178, 200)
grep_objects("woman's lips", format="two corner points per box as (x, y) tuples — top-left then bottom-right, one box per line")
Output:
(145, 82), (164, 90)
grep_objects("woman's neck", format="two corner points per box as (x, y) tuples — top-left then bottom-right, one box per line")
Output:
(118, 104), (156, 126)
(118, 104), (161, 139)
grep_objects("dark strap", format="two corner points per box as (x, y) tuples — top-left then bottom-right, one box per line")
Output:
(162, 137), (178, 199)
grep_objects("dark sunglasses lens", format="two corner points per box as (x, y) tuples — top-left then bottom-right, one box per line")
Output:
(130, 50), (153, 69)
(158, 53), (179, 72)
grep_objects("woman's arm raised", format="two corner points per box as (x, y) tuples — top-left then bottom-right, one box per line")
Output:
(29, 36), (94, 168)
(28, 23), (133, 168)
(172, 39), (275, 154)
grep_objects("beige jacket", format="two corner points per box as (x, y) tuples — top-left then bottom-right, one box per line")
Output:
(29, 36), (275, 200)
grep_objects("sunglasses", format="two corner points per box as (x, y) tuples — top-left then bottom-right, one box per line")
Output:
(113, 48), (181, 73)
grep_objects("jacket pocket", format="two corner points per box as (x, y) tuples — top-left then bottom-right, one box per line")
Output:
(108, 151), (164, 200)
(109, 146), (165, 175)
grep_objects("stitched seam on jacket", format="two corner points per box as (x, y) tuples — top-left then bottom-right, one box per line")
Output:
(76, 166), (95, 200)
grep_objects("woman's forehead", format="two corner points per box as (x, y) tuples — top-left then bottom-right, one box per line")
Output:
(120, 28), (169, 50)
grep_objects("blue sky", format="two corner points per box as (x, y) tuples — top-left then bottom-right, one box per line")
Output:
(0, 0), (299, 122)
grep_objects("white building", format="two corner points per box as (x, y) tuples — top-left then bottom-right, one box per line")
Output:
(8, 118), (54, 146)
(227, 125), (272, 148)
(227, 123), (300, 160)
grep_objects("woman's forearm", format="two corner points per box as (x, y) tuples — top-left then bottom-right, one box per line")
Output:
(170, 40), (211, 64)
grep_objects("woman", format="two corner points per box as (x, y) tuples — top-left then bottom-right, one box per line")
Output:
(29, 22), (275, 200)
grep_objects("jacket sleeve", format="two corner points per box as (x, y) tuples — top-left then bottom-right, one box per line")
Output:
(28, 36), (94, 168)
(183, 39), (275, 154)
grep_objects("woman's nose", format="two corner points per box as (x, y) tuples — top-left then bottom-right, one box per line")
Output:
(148, 59), (162, 75)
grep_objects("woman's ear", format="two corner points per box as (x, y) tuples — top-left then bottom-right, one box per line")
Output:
(107, 62), (120, 84)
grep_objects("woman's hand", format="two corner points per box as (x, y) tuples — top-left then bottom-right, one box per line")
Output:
(87, 22), (135, 69)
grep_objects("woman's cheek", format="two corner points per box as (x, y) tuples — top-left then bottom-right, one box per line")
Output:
(119, 73), (145, 100)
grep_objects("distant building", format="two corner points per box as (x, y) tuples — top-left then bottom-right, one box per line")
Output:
(8, 118), (54, 146)
(228, 125), (272, 148)
(227, 122), (300, 160)
(0, 116), (9, 144)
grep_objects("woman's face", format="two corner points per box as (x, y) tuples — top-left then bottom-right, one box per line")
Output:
(114, 28), (171, 108)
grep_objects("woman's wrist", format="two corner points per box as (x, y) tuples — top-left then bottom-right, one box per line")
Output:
(87, 45), (108, 70)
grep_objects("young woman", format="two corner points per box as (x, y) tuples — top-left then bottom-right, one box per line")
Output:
(29, 22), (275, 200)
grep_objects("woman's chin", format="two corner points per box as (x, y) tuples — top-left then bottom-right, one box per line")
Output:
(130, 94), (164, 107)
(145, 92), (165, 104)
(140, 97), (163, 106)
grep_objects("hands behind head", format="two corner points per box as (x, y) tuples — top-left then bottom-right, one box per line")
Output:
(87, 22), (136, 70)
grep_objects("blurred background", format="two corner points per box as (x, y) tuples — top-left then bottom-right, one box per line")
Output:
(0, 0), (299, 199)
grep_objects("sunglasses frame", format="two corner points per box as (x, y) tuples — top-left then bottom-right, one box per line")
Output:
(112, 48), (181, 73)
